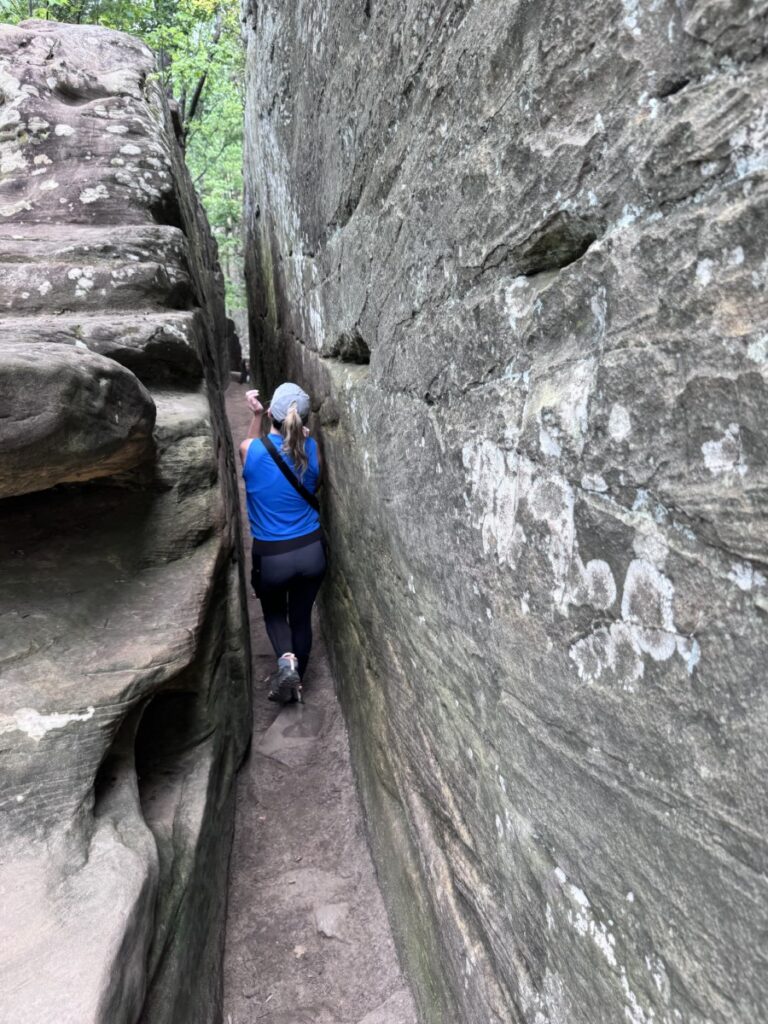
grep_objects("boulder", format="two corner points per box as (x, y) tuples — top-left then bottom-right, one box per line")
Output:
(0, 342), (155, 498)
(243, 2), (768, 1023)
(0, 20), (250, 1024)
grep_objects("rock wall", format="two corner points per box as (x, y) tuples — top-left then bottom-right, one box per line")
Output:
(0, 21), (250, 1024)
(243, 2), (768, 1022)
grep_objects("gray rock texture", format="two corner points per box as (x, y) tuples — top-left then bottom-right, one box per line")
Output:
(0, 20), (250, 1024)
(243, 2), (768, 1022)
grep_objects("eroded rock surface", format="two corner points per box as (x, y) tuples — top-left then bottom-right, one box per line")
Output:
(243, 2), (768, 1022)
(0, 21), (250, 1024)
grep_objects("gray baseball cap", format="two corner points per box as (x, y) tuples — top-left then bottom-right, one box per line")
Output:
(269, 382), (310, 422)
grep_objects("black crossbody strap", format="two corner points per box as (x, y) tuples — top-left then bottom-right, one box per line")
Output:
(261, 436), (320, 512)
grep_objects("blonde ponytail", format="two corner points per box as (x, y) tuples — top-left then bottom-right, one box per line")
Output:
(280, 401), (309, 477)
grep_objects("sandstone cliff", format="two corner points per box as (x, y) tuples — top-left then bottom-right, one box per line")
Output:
(0, 21), (250, 1023)
(243, 2), (768, 1022)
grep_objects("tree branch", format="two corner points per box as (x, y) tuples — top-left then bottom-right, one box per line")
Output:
(184, 10), (222, 136)
(192, 137), (232, 185)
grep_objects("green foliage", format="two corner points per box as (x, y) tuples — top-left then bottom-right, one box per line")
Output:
(0, 0), (245, 309)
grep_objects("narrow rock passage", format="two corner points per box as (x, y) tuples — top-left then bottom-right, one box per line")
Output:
(223, 383), (417, 1024)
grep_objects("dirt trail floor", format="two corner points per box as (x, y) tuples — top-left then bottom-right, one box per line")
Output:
(222, 382), (417, 1024)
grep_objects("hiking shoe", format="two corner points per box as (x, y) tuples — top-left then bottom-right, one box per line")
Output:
(268, 654), (300, 704)
(266, 670), (282, 702)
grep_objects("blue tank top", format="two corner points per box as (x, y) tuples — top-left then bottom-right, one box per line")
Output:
(243, 434), (320, 541)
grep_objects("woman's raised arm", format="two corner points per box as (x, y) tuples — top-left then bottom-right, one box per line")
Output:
(240, 390), (264, 463)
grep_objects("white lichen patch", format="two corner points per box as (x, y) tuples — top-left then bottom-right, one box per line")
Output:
(631, 488), (670, 526)
(54, 123), (75, 136)
(67, 265), (95, 297)
(622, 0), (642, 36)
(503, 276), (536, 329)
(645, 953), (671, 1000)
(632, 523), (668, 568)
(572, 559), (617, 610)
(746, 334), (768, 364)
(119, 143), (142, 156)
(621, 560), (676, 661)
(615, 204), (643, 230)
(33, 154), (53, 166)
(621, 966), (654, 1024)
(520, 965), (572, 1024)
(553, 867), (617, 967)
(570, 622), (645, 689)
(675, 635), (701, 675)
(571, 558), (697, 685)
(526, 358), (596, 457)
(106, 124), (130, 134)
(39, 179), (59, 191)
(539, 421), (562, 458)
(608, 403), (632, 442)
(0, 147), (27, 176)
(702, 423), (747, 477)
(465, 441), (640, 634)
(27, 116), (49, 132)
(462, 440), (526, 567)
(79, 184), (109, 204)
(581, 473), (608, 492)
(728, 562), (766, 591)
(526, 470), (576, 608)
(730, 105), (768, 180)
(7, 705), (95, 742)
(694, 257), (715, 288)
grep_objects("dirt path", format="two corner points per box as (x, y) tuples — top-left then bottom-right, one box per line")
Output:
(222, 383), (417, 1024)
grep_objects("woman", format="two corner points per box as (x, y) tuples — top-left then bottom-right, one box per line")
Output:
(239, 382), (325, 704)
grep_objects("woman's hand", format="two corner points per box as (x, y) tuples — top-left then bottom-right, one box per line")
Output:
(303, 426), (310, 438)
(246, 389), (263, 414)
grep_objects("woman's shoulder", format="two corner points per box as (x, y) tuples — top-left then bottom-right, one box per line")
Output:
(240, 436), (264, 463)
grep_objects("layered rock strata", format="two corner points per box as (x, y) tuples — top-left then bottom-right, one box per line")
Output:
(243, 2), (768, 1022)
(0, 21), (250, 1024)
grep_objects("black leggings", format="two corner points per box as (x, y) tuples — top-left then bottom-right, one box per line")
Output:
(253, 540), (326, 678)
